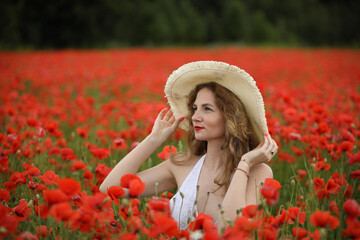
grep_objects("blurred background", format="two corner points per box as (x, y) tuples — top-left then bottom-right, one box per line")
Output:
(0, 0), (359, 49)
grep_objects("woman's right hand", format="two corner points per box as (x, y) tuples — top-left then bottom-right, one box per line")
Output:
(149, 108), (184, 143)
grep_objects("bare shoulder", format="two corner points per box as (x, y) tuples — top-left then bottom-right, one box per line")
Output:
(167, 153), (199, 168)
(250, 163), (273, 179)
(167, 153), (201, 185)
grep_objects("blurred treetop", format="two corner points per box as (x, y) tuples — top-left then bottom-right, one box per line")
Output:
(0, 0), (359, 49)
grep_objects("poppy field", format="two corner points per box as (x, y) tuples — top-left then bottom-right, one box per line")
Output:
(0, 47), (359, 239)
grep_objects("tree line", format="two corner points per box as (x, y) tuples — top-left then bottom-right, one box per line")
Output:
(0, 0), (359, 49)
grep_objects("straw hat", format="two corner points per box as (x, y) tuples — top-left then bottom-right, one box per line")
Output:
(164, 61), (268, 143)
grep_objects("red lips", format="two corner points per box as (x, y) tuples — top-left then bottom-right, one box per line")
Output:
(194, 126), (204, 131)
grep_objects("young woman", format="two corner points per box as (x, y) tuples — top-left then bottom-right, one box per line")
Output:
(100, 61), (277, 230)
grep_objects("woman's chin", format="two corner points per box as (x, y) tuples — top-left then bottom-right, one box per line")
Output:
(194, 134), (207, 141)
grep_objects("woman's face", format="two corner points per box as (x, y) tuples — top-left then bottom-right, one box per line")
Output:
(191, 87), (225, 142)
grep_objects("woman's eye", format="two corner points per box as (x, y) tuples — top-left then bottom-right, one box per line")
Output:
(205, 107), (212, 111)
(192, 107), (197, 112)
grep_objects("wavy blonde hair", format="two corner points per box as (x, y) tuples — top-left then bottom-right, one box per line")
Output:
(171, 82), (259, 192)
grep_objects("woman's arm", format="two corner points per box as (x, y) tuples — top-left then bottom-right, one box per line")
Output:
(217, 135), (277, 230)
(99, 108), (183, 196)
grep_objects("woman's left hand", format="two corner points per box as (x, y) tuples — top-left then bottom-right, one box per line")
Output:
(241, 134), (278, 168)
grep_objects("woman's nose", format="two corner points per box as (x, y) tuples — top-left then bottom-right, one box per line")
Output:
(192, 110), (201, 122)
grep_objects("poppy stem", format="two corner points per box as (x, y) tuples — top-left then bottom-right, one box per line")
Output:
(202, 191), (210, 213)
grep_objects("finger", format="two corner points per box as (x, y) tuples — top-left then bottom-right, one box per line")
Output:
(262, 134), (271, 150)
(163, 109), (173, 121)
(169, 115), (175, 124)
(270, 139), (278, 156)
(158, 108), (168, 119)
(171, 116), (184, 130)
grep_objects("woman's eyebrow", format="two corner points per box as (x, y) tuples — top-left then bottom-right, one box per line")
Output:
(193, 103), (215, 107)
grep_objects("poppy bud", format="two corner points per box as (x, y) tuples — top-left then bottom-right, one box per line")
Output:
(102, 196), (111, 205)
(28, 200), (33, 208)
(291, 179), (295, 186)
(122, 198), (129, 207)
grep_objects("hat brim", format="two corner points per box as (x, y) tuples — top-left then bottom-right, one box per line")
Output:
(165, 61), (268, 143)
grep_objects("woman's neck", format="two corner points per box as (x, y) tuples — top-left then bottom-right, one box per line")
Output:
(204, 138), (224, 170)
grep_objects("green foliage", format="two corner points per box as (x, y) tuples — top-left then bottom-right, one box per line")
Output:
(0, 0), (359, 49)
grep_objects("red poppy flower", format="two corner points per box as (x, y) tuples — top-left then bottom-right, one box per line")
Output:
(107, 186), (125, 201)
(261, 178), (282, 206)
(9, 171), (27, 185)
(348, 152), (360, 165)
(242, 204), (263, 219)
(297, 169), (307, 181)
(37, 127), (46, 138)
(188, 212), (214, 231)
(148, 198), (171, 219)
(90, 147), (110, 160)
(27, 167), (41, 176)
(11, 199), (31, 221)
(120, 174), (146, 197)
(325, 179), (341, 195)
(342, 218), (360, 238)
(34, 203), (50, 219)
(309, 210), (339, 229)
(43, 189), (69, 205)
(76, 127), (89, 139)
(0, 205), (19, 238)
(312, 177), (325, 191)
(329, 200), (340, 216)
(278, 152), (295, 164)
(70, 206), (94, 233)
(27, 181), (39, 190)
(148, 212), (179, 239)
(288, 207), (306, 224)
(36, 225), (53, 238)
(350, 169), (360, 180)
(257, 225), (278, 240)
(26, 118), (38, 127)
(0, 153), (9, 174)
(178, 230), (190, 240)
(113, 138), (127, 150)
(331, 172), (348, 186)
(343, 199), (360, 218)
(0, 188), (10, 202)
(50, 202), (75, 222)
(71, 160), (87, 172)
(233, 216), (262, 233)
(313, 159), (331, 171)
(161, 191), (174, 199)
(125, 215), (143, 233)
(340, 141), (353, 152)
(60, 148), (76, 160)
(84, 170), (94, 180)
(292, 227), (308, 239)
(157, 145), (177, 161)
(95, 163), (112, 184)
(57, 178), (81, 197)
(82, 192), (112, 211)
(128, 177), (146, 197)
(120, 174), (140, 188)
(38, 170), (59, 185)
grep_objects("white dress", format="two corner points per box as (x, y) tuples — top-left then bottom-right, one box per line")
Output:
(170, 154), (206, 230)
